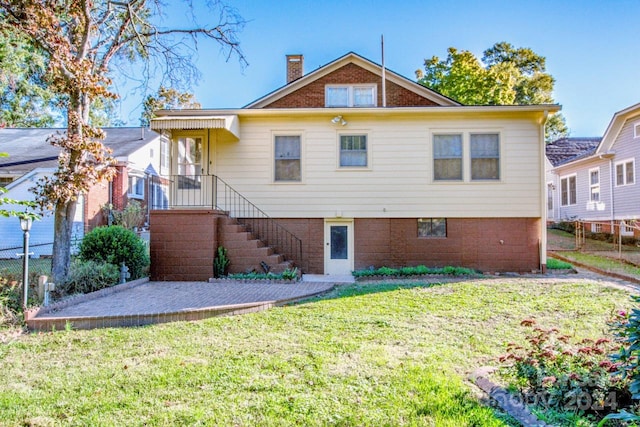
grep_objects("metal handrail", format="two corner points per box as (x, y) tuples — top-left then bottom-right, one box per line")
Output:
(159, 174), (303, 269)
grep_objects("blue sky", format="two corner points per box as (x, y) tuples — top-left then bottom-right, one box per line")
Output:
(117, 0), (640, 137)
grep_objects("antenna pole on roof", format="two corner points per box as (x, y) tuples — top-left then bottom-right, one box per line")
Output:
(381, 34), (386, 107)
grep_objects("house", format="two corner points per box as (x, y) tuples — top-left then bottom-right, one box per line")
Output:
(0, 127), (167, 258)
(546, 102), (640, 238)
(149, 52), (560, 280)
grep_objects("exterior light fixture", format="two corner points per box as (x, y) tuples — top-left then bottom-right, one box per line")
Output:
(331, 115), (347, 126)
(19, 216), (32, 312)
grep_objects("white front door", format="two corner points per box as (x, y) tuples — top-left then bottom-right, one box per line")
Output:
(324, 219), (354, 275)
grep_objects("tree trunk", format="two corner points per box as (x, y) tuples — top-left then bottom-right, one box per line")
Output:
(51, 199), (77, 284)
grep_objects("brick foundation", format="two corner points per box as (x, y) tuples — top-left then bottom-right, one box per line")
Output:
(150, 213), (542, 279)
(150, 210), (222, 281)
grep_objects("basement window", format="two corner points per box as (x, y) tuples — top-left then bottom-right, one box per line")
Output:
(418, 218), (447, 237)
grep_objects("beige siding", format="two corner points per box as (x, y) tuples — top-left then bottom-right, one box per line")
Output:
(213, 113), (543, 218)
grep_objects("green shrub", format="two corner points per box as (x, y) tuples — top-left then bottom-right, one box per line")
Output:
(226, 268), (299, 281)
(0, 276), (21, 326)
(60, 259), (119, 295)
(499, 319), (632, 423)
(79, 226), (149, 279)
(352, 265), (479, 278)
(213, 246), (230, 278)
(550, 221), (576, 234)
(547, 258), (574, 270)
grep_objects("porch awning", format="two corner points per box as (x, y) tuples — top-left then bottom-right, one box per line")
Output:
(150, 115), (239, 141)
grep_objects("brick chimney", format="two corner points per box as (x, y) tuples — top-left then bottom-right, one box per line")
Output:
(286, 54), (304, 84)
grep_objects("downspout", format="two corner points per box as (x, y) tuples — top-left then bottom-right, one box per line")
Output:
(539, 110), (550, 272)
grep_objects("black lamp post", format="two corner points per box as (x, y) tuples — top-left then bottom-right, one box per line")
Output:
(20, 217), (32, 312)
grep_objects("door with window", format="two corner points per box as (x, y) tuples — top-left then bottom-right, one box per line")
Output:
(173, 135), (210, 207)
(324, 219), (354, 275)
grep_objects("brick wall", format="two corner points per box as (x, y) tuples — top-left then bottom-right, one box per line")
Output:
(150, 210), (222, 281)
(354, 218), (541, 273)
(84, 179), (110, 231)
(111, 165), (127, 210)
(263, 63), (439, 108)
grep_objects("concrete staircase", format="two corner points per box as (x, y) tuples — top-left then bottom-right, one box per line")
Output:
(218, 216), (294, 274)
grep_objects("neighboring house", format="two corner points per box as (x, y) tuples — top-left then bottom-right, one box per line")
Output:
(149, 52), (560, 280)
(0, 127), (167, 258)
(546, 102), (640, 238)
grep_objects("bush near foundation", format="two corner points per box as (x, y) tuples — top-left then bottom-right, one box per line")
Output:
(60, 259), (120, 295)
(79, 226), (149, 280)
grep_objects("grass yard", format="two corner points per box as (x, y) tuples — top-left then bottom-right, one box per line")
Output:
(0, 278), (631, 426)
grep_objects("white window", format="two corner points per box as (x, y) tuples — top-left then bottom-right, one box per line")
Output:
(128, 175), (145, 199)
(160, 137), (170, 175)
(634, 122), (640, 139)
(274, 135), (301, 182)
(470, 133), (500, 180)
(151, 182), (168, 209)
(418, 218), (447, 237)
(433, 134), (463, 181)
(589, 167), (600, 202)
(547, 183), (553, 210)
(616, 159), (635, 186)
(326, 85), (376, 107)
(621, 221), (635, 236)
(591, 222), (603, 233)
(560, 174), (577, 206)
(339, 135), (367, 167)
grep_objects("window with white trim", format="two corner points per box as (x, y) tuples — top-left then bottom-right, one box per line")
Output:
(128, 175), (145, 199)
(589, 167), (600, 202)
(418, 218), (447, 237)
(326, 85), (376, 107)
(470, 133), (500, 180)
(560, 174), (577, 206)
(274, 135), (301, 182)
(547, 183), (553, 210)
(339, 135), (367, 167)
(591, 222), (602, 233)
(433, 134), (463, 181)
(634, 122), (640, 139)
(615, 159), (635, 186)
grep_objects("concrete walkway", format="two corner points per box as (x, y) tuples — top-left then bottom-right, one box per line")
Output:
(25, 278), (338, 331)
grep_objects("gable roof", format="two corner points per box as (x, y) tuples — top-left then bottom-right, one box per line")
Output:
(597, 101), (640, 154)
(0, 127), (161, 173)
(546, 137), (602, 167)
(245, 52), (460, 108)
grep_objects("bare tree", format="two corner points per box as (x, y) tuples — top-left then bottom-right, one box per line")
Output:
(0, 0), (246, 282)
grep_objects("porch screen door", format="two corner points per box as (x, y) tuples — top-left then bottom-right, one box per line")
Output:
(175, 137), (207, 206)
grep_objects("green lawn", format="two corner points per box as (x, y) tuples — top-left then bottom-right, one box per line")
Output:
(0, 278), (631, 426)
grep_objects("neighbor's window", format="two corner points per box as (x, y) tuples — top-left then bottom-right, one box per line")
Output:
(340, 135), (367, 167)
(433, 134), (463, 180)
(616, 159), (635, 186)
(160, 137), (170, 175)
(275, 135), (301, 181)
(560, 175), (577, 206)
(589, 168), (600, 202)
(326, 85), (376, 107)
(634, 122), (640, 139)
(547, 184), (553, 210)
(418, 218), (447, 237)
(128, 175), (145, 199)
(470, 133), (500, 180)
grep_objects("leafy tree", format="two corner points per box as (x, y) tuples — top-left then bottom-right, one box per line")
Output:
(140, 86), (201, 127)
(0, 0), (245, 283)
(416, 42), (568, 142)
(0, 27), (58, 127)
